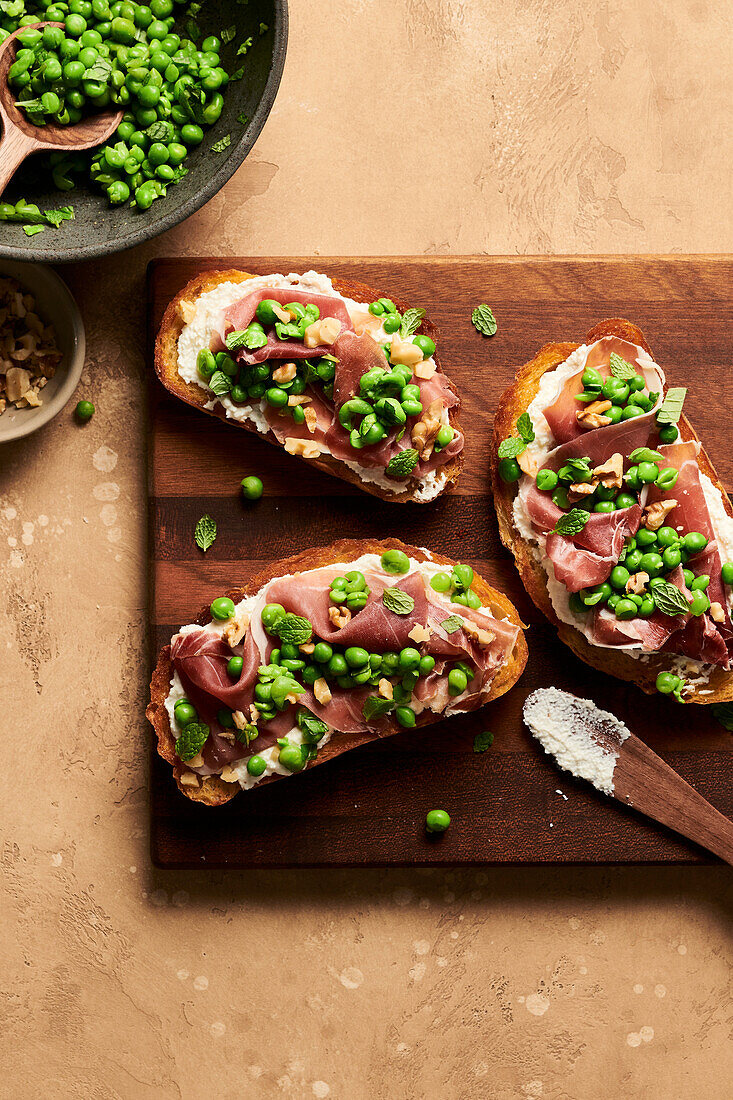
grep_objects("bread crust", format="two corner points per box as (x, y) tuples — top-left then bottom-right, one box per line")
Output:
(491, 318), (733, 704)
(154, 269), (464, 503)
(147, 537), (528, 806)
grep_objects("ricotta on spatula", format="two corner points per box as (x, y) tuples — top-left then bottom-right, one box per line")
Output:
(523, 687), (630, 795)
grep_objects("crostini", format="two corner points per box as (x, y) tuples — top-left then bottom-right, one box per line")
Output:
(147, 538), (528, 805)
(154, 269), (464, 503)
(492, 319), (733, 705)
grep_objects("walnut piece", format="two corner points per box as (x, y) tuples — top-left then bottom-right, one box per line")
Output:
(284, 437), (325, 459)
(415, 359), (437, 380)
(642, 499), (678, 530)
(328, 604), (352, 629)
(232, 710), (248, 730)
(411, 398), (444, 461)
(389, 334), (423, 367)
(710, 602), (726, 623)
(314, 677), (332, 705)
(593, 452), (624, 490)
(304, 317), (341, 348)
(626, 571), (650, 595)
(518, 449), (539, 478)
(219, 765), (240, 784)
(178, 299), (196, 324)
(179, 771), (200, 788)
(303, 405), (318, 434)
(462, 620), (495, 646)
(288, 394), (311, 406)
(272, 361), (297, 384)
(577, 399), (612, 428)
(187, 752), (205, 769)
(378, 678), (394, 700)
(5, 366), (30, 403)
(299, 642), (316, 655)
(223, 612), (249, 648)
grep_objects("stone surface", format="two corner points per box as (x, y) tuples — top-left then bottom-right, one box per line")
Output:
(1, 1), (731, 1097)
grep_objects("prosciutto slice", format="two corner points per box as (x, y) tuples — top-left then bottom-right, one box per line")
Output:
(543, 337), (664, 446)
(210, 286), (354, 362)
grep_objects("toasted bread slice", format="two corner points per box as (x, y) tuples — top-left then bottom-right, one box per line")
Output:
(491, 319), (733, 704)
(154, 269), (464, 503)
(147, 537), (528, 806)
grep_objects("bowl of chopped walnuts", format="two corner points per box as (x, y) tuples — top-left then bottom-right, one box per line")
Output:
(0, 261), (85, 443)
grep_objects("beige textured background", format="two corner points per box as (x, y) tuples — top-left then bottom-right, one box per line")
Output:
(2, 1), (732, 1097)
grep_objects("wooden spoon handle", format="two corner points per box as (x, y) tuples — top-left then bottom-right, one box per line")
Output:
(0, 124), (35, 196)
(614, 735), (733, 864)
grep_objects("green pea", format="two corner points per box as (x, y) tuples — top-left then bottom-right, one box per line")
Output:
(344, 646), (369, 669)
(536, 469), (558, 492)
(552, 486), (571, 510)
(656, 672), (681, 695)
(655, 467), (678, 491)
(381, 549), (410, 575)
(181, 123), (203, 146)
(425, 809), (450, 834)
(382, 314), (400, 334)
(310, 642), (330, 665)
(452, 563), (474, 591)
(395, 706), (416, 728)
(74, 400), (95, 422)
(134, 182), (157, 210)
(327, 653), (348, 677)
(594, 501), (616, 514)
(636, 597), (654, 617)
(261, 603), (285, 630)
(581, 367), (603, 390)
(108, 180), (130, 204)
(636, 528), (658, 547)
(399, 647), (421, 672)
(606, 594), (621, 610)
(448, 668), (468, 695)
(173, 700), (196, 726)
(610, 565), (630, 590)
(419, 654), (435, 676)
(722, 563), (733, 585)
(211, 597), (235, 621)
(241, 476), (263, 501)
(243, 755), (265, 777)
(620, 404), (644, 420)
(226, 655), (243, 679)
(217, 707), (234, 729)
(413, 334), (436, 359)
(655, 527), (678, 548)
(615, 492), (637, 510)
(682, 531), (708, 555)
(167, 141), (187, 165)
(197, 348), (216, 379)
(624, 549), (642, 571)
(639, 552), (664, 578)
(689, 590), (710, 617)
(277, 741), (306, 772)
(66, 13), (87, 35)
(614, 598), (638, 620)
(581, 582), (612, 607)
(662, 546), (682, 571)
(690, 574), (709, 591)
(430, 572), (452, 593)
(265, 387), (288, 409)
(637, 461), (659, 483)
(658, 424), (679, 444)
(498, 457), (522, 483)
(602, 377), (629, 404)
(435, 425), (454, 449)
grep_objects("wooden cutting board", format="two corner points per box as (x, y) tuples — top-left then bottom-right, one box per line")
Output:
(147, 256), (733, 867)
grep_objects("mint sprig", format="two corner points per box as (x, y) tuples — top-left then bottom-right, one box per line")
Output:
(194, 514), (217, 552)
(363, 695), (395, 721)
(472, 304), (497, 337)
(382, 587), (415, 615)
(653, 581), (691, 617)
(175, 721), (209, 761)
(552, 508), (590, 537)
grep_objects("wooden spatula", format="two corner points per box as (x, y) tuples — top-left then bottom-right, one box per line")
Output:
(524, 687), (733, 864)
(0, 23), (121, 196)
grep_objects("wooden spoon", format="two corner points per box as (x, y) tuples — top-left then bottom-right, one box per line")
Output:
(524, 688), (733, 864)
(0, 23), (122, 196)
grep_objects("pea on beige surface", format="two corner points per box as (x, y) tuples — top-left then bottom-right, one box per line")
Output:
(2, 2), (731, 1097)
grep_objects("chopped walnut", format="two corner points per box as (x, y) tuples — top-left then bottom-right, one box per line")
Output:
(187, 752), (205, 769)
(593, 452), (624, 490)
(219, 728), (236, 744)
(0, 277), (63, 416)
(5, 366), (30, 403)
(303, 405), (318, 434)
(518, 449), (539, 478)
(272, 361), (297, 384)
(389, 334), (424, 367)
(314, 677), (332, 705)
(273, 303), (292, 323)
(304, 316), (341, 348)
(179, 771), (200, 788)
(232, 710), (248, 730)
(284, 437), (325, 459)
(408, 623), (432, 644)
(626, 571), (650, 595)
(178, 298), (196, 324)
(642, 499), (678, 530)
(223, 612), (249, 648)
(462, 620), (495, 646)
(249, 704), (260, 725)
(328, 604), (352, 629)
(287, 394), (311, 406)
(299, 642), (316, 655)
(411, 398), (444, 461)
(569, 481), (595, 500)
(219, 765), (240, 784)
(378, 678), (394, 700)
(577, 399), (612, 428)
(415, 359), (437, 380)
(710, 602), (726, 623)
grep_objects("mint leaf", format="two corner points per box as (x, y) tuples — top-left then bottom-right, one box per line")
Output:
(497, 437), (526, 459)
(473, 730), (494, 753)
(225, 329), (249, 350)
(399, 308), (426, 339)
(711, 703), (733, 733)
(175, 721), (209, 761)
(363, 695), (395, 721)
(237, 111), (250, 125)
(235, 724), (259, 746)
(657, 387), (687, 425)
(221, 24), (236, 43)
(653, 581), (691, 617)
(274, 613), (313, 645)
(516, 413), (535, 443)
(472, 304), (497, 337)
(23, 225), (45, 237)
(194, 514), (217, 552)
(211, 134), (231, 153)
(440, 615), (464, 634)
(296, 708), (330, 743)
(385, 448), (419, 479)
(237, 36), (253, 55)
(609, 352), (637, 380)
(382, 587), (415, 616)
(209, 370), (231, 397)
(146, 120), (174, 142)
(552, 508), (590, 536)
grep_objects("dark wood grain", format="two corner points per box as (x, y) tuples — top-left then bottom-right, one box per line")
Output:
(147, 256), (733, 867)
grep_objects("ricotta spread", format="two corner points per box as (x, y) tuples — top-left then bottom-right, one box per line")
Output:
(523, 687), (630, 796)
(176, 270), (442, 497)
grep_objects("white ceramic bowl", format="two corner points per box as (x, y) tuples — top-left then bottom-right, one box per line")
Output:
(0, 260), (85, 444)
